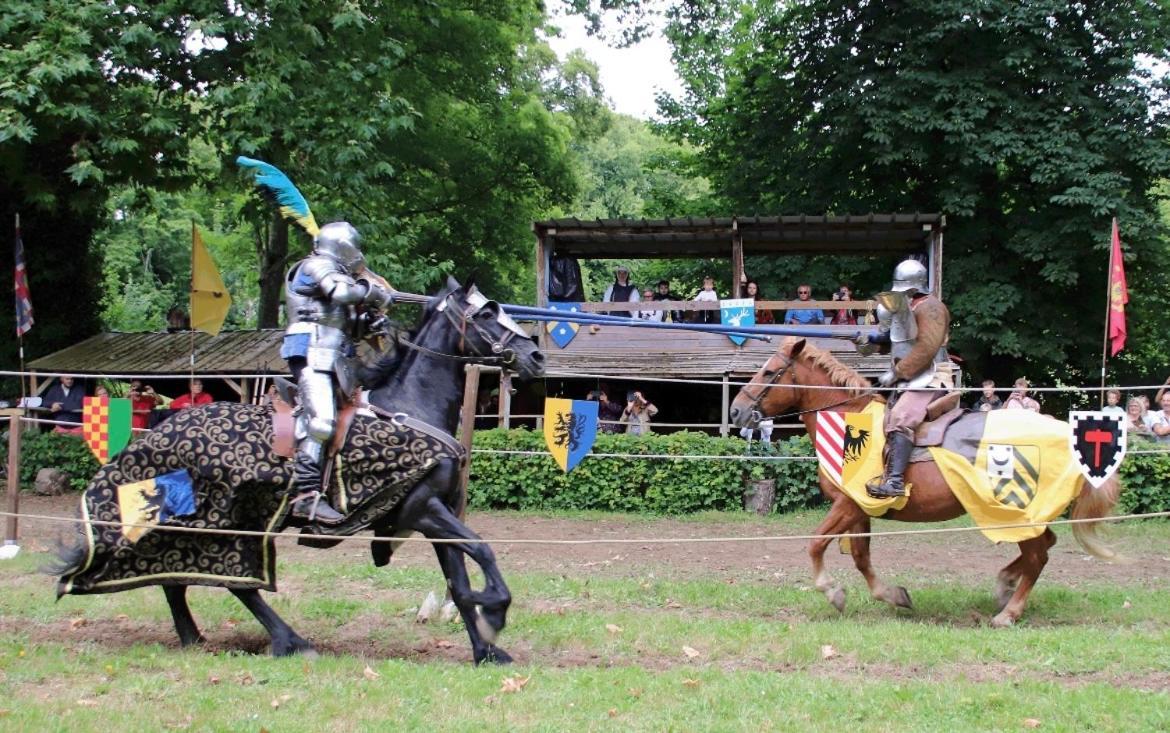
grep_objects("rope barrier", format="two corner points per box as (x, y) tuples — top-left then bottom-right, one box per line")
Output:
(3, 507), (1167, 547)
(471, 449), (818, 461)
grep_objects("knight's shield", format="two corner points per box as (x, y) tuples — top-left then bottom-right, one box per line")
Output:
(720, 298), (754, 345)
(815, 411), (881, 490)
(82, 396), (133, 464)
(545, 302), (582, 348)
(1068, 411), (1127, 488)
(543, 398), (599, 472)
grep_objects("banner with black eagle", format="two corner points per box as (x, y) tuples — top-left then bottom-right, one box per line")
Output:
(543, 398), (598, 472)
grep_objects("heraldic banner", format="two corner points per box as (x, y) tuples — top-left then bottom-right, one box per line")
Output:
(543, 398), (598, 472)
(928, 410), (1085, 543)
(82, 396), (133, 464)
(719, 298), (754, 346)
(814, 402), (904, 515)
(1068, 410), (1127, 489)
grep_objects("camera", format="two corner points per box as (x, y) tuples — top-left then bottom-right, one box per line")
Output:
(626, 391), (637, 403)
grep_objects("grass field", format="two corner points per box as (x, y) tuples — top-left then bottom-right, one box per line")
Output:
(2, 505), (1169, 731)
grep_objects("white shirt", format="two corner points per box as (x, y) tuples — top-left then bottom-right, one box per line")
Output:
(1149, 411), (1170, 445)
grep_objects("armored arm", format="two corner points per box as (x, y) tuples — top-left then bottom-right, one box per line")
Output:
(893, 297), (950, 380)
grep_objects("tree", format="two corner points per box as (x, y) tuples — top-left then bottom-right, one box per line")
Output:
(663, 0), (1170, 382)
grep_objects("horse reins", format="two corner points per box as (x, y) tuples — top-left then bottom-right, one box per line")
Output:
(394, 293), (519, 366)
(741, 352), (879, 424)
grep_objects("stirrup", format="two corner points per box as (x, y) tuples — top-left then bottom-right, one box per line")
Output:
(290, 491), (344, 525)
(865, 477), (906, 500)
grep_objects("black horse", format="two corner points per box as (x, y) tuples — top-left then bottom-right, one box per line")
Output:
(55, 278), (544, 664)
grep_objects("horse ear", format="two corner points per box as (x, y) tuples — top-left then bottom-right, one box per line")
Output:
(788, 338), (807, 357)
(464, 272), (478, 290)
(445, 275), (462, 293)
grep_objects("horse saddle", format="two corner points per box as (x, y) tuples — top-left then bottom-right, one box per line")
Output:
(914, 392), (964, 447)
(269, 377), (360, 462)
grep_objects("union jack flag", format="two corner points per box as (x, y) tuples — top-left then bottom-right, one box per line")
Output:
(14, 220), (33, 336)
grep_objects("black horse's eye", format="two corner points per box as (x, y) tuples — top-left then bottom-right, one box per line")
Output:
(475, 309), (494, 320)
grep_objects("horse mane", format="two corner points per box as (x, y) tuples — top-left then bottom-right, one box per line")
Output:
(794, 340), (871, 394)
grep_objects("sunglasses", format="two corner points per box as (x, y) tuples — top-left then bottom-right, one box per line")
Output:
(798, 290), (810, 295)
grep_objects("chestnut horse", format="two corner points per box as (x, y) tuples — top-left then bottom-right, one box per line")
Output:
(729, 337), (1120, 627)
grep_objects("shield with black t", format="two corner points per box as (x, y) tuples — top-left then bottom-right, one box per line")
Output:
(1068, 411), (1127, 488)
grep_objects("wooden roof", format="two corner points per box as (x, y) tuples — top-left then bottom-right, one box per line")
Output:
(26, 330), (286, 376)
(533, 213), (944, 258)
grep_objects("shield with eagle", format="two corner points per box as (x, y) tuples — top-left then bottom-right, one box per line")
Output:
(815, 410), (883, 491)
(1068, 411), (1127, 489)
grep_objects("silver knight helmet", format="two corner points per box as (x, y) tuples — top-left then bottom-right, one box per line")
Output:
(890, 258), (928, 294)
(314, 221), (365, 273)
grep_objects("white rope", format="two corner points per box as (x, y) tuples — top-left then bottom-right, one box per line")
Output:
(5, 508), (1168, 546)
(471, 449), (818, 461)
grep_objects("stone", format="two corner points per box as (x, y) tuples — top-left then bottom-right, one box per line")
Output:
(34, 467), (70, 496)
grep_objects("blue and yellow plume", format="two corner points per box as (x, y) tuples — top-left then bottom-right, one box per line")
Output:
(235, 156), (320, 236)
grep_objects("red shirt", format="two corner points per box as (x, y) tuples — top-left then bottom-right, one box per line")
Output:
(171, 392), (213, 410)
(131, 394), (158, 429)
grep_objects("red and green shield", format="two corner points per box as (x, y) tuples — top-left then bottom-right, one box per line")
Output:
(82, 396), (133, 464)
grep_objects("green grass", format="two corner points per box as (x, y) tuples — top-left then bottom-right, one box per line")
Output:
(3, 511), (1170, 731)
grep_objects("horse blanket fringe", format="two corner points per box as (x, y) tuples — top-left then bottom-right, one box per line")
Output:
(58, 403), (457, 594)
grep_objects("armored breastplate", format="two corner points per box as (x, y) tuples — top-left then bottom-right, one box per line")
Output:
(285, 258), (354, 332)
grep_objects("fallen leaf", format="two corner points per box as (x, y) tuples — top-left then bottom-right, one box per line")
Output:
(820, 645), (838, 660)
(605, 624), (622, 634)
(104, 665), (114, 675)
(208, 675), (221, 685)
(114, 614), (130, 622)
(69, 618), (88, 630)
(500, 674), (531, 694)
(77, 699), (99, 707)
(434, 639), (456, 649)
(628, 687), (643, 699)
(483, 695), (499, 705)
(665, 599), (682, 609)
(270, 694), (291, 709)
(1024, 719), (1041, 728)
(0, 710), (10, 718)
(222, 619), (239, 630)
(237, 672), (255, 686)
(682, 646), (701, 659)
(682, 678), (700, 688)
(17, 649), (24, 658)
(608, 708), (618, 717)
(1122, 600), (1132, 609)
(363, 665), (380, 681)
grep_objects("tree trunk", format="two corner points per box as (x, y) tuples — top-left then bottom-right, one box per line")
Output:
(257, 211), (289, 328)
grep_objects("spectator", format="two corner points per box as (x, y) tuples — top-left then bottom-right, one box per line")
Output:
(972, 380), (1002, 412)
(1149, 393), (1170, 445)
(170, 379), (214, 410)
(636, 289), (663, 321)
(783, 284), (825, 325)
(652, 280), (683, 323)
(94, 385), (110, 398)
(1102, 388), (1125, 415)
(128, 379), (163, 430)
(693, 275), (720, 324)
(1152, 375), (1170, 409)
(1004, 378), (1040, 412)
(1139, 394), (1153, 427)
(262, 383), (281, 407)
(474, 388), (499, 429)
(620, 390), (658, 435)
(43, 376), (84, 432)
(744, 280), (775, 325)
(1126, 398), (1154, 441)
(829, 284), (860, 326)
(602, 264), (639, 318)
(586, 389), (624, 434)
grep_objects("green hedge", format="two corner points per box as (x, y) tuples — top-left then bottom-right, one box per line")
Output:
(468, 428), (823, 514)
(1117, 441), (1170, 514)
(1, 429), (100, 491)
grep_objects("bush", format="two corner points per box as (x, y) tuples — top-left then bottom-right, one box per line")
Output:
(468, 428), (823, 515)
(1117, 441), (1170, 514)
(1, 429), (100, 491)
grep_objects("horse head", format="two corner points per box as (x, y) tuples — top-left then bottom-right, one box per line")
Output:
(729, 337), (808, 429)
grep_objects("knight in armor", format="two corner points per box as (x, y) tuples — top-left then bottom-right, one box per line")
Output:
(854, 259), (953, 499)
(281, 222), (395, 523)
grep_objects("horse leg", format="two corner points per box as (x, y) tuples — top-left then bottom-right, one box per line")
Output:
(229, 589), (316, 657)
(995, 528), (1056, 612)
(810, 498), (862, 613)
(414, 497), (512, 665)
(991, 530), (1055, 628)
(163, 585), (206, 647)
(846, 519), (913, 610)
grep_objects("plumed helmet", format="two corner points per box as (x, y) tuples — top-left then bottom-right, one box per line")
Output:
(314, 221), (365, 272)
(891, 258), (929, 293)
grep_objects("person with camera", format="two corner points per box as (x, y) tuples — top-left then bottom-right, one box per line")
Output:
(620, 390), (658, 436)
(128, 378), (163, 431)
(586, 389), (625, 434)
(829, 283), (860, 325)
(1003, 377), (1040, 412)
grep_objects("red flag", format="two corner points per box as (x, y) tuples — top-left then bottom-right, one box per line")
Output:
(1108, 217), (1128, 357)
(14, 217), (33, 337)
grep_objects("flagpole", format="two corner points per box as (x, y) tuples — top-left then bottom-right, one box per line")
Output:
(1098, 217), (1116, 407)
(189, 221), (197, 386)
(14, 214), (28, 402)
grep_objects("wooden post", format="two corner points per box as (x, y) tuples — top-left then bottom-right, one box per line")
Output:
(499, 371), (512, 429)
(731, 218), (744, 298)
(456, 364), (482, 518)
(929, 218), (945, 296)
(4, 409), (23, 550)
(720, 374), (730, 437)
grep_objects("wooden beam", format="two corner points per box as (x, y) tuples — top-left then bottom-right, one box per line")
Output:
(720, 375), (730, 437)
(455, 365), (481, 518)
(3, 409), (23, 547)
(731, 218), (744, 298)
(221, 377), (244, 399)
(499, 372), (512, 429)
(534, 226), (550, 309)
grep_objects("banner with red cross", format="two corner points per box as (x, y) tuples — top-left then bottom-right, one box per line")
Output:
(82, 396), (133, 464)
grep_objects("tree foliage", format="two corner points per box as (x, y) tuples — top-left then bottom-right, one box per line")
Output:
(663, 0), (1170, 382)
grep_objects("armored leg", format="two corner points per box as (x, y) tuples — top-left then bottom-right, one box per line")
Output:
(290, 368), (343, 524)
(867, 433), (913, 499)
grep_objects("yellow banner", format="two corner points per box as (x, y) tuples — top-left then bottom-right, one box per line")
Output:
(190, 224), (232, 336)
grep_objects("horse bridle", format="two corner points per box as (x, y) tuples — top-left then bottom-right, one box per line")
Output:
(740, 351), (878, 423)
(397, 291), (523, 366)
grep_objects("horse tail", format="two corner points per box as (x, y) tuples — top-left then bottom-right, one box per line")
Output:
(1069, 475), (1122, 561)
(45, 534), (89, 597)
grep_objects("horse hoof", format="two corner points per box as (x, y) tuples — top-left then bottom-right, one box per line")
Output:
(827, 587), (847, 613)
(273, 637), (317, 658)
(995, 585), (1016, 613)
(179, 634), (207, 648)
(892, 586), (913, 610)
(990, 613), (1015, 629)
(475, 646), (513, 665)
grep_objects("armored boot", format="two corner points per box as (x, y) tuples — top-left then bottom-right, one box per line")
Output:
(866, 433), (914, 499)
(289, 442), (344, 524)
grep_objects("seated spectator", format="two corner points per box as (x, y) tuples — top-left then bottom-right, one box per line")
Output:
(1003, 378), (1040, 412)
(602, 264), (639, 318)
(636, 289), (664, 321)
(829, 284), (860, 325)
(693, 275), (720, 324)
(783, 284), (825, 325)
(972, 379), (1002, 412)
(620, 390), (658, 435)
(586, 389), (624, 434)
(1126, 398), (1154, 441)
(128, 379), (163, 430)
(95, 385), (110, 398)
(652, 280), (683, 323)
(1150, 393), (1170, 445)
(170, 379), (214, 410)
(43, 375), (84, 432)
(745, 280), (775, 325)
(1102, 388), (1125, 415)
